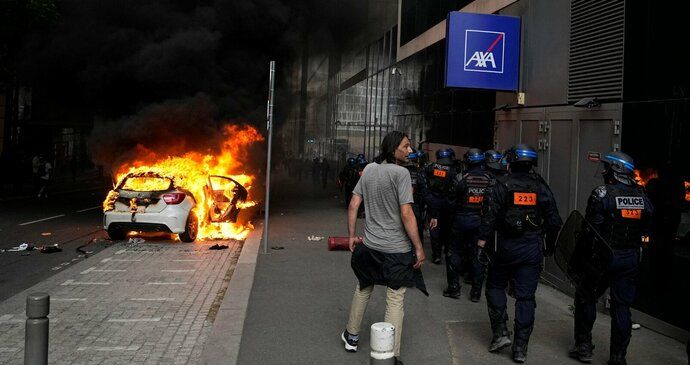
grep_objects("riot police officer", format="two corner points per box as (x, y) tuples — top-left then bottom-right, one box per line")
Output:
(446, 148), (493, 301)
(404, 149), (427, 247)
(477, 144), (563, 363)
(425, 148), (461, 265)
(341, 157), (358, 207)
(569, 151), (653, 365)
(485, 149), (507, 177)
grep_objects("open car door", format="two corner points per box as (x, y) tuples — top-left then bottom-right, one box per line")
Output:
(205, 175), (249, 223)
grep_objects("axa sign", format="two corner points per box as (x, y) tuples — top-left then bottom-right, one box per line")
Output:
(445, 12), (520, 91)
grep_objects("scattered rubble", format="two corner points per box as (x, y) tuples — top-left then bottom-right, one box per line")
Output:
(307, 235), (324, 241)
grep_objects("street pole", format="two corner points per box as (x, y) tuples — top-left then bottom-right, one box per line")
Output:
(263, 61), (276, 255)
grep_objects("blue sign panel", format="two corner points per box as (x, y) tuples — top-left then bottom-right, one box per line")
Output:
(445, 12), (521, 91)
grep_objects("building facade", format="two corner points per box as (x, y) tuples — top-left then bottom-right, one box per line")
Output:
(281, 0), (690, 339)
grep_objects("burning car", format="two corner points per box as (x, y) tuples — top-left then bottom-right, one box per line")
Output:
(103, 172), (249, 242)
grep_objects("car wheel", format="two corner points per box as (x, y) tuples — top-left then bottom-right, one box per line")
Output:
(107, 227), (126, 241)
(179, 212), (199, 242)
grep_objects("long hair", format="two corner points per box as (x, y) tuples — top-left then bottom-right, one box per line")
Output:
(375, 131), (408, 164)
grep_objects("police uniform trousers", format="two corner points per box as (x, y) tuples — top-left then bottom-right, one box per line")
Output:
(486, 232), (543, 347)
(448, 213), (482, 289)
(426, 194), (453, 260)
(574, 249), (638, 357)
(412, 202), (425, 246)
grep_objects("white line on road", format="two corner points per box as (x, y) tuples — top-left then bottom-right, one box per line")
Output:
(129, 298), (175, 301)
(51, 298), (87, 302)
(107, 318), (161, 322)
(18, 214), (66, 226)
(61, 279), (110, 286)
(146, 282), (187, 285)
(101, 257), (141, 263)
(77, 345), (140, 351)
(76, 206), (101, 213)
(172, 259), (202, 262)
(161, 269), (196, 273)
(80, 267), (127, 274)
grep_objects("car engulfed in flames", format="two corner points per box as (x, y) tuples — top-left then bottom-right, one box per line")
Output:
(102, 125), (262, 242)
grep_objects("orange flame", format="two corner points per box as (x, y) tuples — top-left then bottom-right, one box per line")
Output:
(633, 168), (658, 187)
(685, 181), (690, 202)
(105, 125), (263, 240)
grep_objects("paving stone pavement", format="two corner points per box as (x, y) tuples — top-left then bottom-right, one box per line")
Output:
(0, 239), (242, 365)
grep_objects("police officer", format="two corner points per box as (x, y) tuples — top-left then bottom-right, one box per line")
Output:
(341, 157), (358, 207)
(477, 144), (563, 363)
(446, 148), (494, 301)
(569, 151), (653, 365)
(425, 148), (461, 265)
(404, 149), (427, 247)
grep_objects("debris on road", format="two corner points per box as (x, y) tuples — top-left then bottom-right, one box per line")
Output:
(7, 243), (33, 252)
(41, 244), (63, 254)
(128, 237), (146, 244)
(307, 235), (324, 241)
(41, 232), (52, 236)
(209, 244), (228, 250)
(271, 246), (285, 250)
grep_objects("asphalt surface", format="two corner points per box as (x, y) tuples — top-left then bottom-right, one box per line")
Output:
(0, 188), (113, 302)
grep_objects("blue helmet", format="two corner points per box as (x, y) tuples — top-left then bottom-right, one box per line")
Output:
(464, 148), (485, 165)
(436, 148), (455, 161)
(357, 156), (368, 166)
(507, 144), (538, 166)
(347, 157), (356, 167)
(485, 149), (504, 170)
(408, 148), (422, 160)
(602, 151), (635, 185)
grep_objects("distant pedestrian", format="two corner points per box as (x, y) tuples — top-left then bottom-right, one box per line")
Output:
(37, 156), (52, 199)
(311, 157), (321, 186)
(340, 131), (427, 365)
(320, 158), (330, 189)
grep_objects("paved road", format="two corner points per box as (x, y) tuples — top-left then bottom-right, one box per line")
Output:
(0, 238), (242, 364)
(0, 188), (113, 302)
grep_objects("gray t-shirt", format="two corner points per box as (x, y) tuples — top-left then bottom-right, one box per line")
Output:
(352, 162), (414, 253)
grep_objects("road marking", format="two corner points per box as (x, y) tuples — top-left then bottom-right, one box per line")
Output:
(173, 259), (202, 262)
(107, 318), (161, 322)
(77, 345), (140, 351)
(18, 214), (66, 226)
(161, 269), (196, 273)
(146, 282), (187, 285)
(130, 298), (175, 301)
(76, 206), (101, 213)
(61, 279), (110, 286)
(80, 267), (127, 274)
(101, 257), (141, 263)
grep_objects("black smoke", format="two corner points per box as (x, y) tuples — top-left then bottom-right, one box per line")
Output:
(14, 0), (363, 123)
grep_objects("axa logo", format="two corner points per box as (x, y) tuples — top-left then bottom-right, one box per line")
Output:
(464, 30), (505, 74)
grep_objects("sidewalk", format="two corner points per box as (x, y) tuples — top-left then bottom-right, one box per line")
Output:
(232, 175), (687, 364)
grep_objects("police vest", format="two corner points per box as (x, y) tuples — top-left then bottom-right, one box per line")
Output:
(605, 184), (646, 249)
(404, 164), (423, 200)
(501, 175), (543, 234)
(458, 171), (493, 213)
(427, 162), (457, 195)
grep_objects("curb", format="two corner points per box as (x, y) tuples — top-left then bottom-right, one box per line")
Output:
(201, 222), (263, 365)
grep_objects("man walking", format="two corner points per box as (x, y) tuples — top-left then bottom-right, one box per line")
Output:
(341, 131), (426, 365)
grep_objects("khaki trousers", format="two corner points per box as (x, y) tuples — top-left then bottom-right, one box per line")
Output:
(345, 284), (406, 356)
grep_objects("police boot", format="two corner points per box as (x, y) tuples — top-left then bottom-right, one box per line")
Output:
(569, 342), (594, 363)
(443, 284), (461, 299)
(470, 286), (482, 303)
(488, 308), (511, 352)
(607, 352), (627, 365)
(511, 340), (528, 363)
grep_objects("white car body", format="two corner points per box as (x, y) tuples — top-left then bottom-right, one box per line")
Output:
(103, 190), (195, 234)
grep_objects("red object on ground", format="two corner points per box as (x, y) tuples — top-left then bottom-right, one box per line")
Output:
(328, 236), (350, 251)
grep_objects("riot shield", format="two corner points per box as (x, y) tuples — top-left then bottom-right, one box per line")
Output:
(554, 210), (613, 287)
